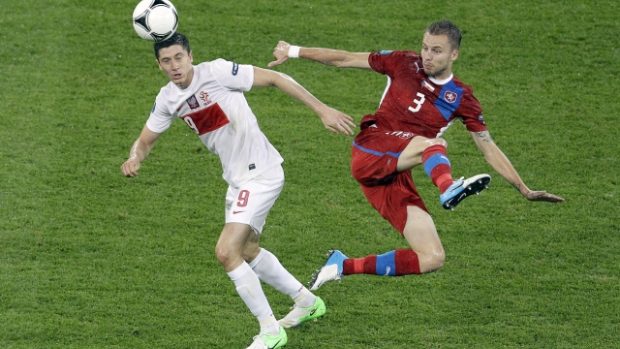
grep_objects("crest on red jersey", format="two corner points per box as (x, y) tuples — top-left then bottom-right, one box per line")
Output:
(444, 91), (458, 103)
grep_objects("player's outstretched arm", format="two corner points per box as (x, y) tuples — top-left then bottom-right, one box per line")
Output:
(121, 126), (161, 177)
(268, 41), (371, 69)
(252, 67), (356, 136)
(471, 131), (565, 203)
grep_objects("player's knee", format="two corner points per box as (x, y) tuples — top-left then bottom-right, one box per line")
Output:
(420, 249), (445, 272)
(215, 243), (237, 267)
(242, 245), (261, 263)
(429, 250), (445, 270)
(427, 137), (447, 148)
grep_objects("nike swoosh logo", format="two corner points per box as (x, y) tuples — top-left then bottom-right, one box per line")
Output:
(232, 210), (245, 214)
(268, 339), (282, 349)
(309, 308), (317, 316)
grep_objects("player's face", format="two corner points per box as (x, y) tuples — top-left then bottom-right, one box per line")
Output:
(157, 45), (194, 88)
(421, 33), (459, 80)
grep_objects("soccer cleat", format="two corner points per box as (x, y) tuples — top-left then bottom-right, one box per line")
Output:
(440, 174), (491, 210)
(246, 326), (287, 349)
(308, 250), (348, 291)
(279, 296), (326, 328)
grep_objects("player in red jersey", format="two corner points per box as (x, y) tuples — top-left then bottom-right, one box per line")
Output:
(268, 20), (564, 288)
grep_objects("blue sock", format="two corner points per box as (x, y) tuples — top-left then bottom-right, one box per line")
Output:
(375, 250), (396, 276)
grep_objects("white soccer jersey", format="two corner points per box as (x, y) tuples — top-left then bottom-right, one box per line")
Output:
(146, 59), (284, 187)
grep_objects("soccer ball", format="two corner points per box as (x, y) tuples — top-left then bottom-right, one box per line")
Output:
(132, 0), (178, 42)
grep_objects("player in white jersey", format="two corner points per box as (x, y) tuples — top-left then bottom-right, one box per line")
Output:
(121, 33), (356, 349)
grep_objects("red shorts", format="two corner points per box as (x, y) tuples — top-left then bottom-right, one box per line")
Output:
(351, 125), (428, 233)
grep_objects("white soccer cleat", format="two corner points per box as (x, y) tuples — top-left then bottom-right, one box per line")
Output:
(308, 250), (348, 291)
(440, 174), (491, 209)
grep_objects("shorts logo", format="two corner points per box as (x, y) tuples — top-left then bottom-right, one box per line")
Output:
(232, 62), (239, 76)
(444, 91), (458, 103)
(186, 95), (199, 109)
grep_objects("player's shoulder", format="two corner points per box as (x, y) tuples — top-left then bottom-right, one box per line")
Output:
(373, 49), (420, 59)
(203, 58), (248, 78)
(451, 75), (476, 94)
(156, 81), (177, 100)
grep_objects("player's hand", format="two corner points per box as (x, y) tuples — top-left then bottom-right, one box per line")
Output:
(121, 158), (141, 177)
(523, 189), (565, 203)
(319, 106), (356, 136)
(268, 41), (292, 68)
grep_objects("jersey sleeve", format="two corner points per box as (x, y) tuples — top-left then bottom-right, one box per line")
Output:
(457, 88), (487, 132)
(368, 50), (414, 76)
(211, 58), (254, 91)
(145, 91), (174, 133)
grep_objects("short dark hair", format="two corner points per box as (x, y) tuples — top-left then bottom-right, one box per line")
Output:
(426, 20), (462, 49)
(154, 32), (191, 59)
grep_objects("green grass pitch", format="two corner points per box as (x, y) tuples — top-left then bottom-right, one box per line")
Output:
(1, 0), (618, 348)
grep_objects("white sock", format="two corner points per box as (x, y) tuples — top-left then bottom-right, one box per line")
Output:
(249, 248), (316, 307)
(227, 262), (279, 335)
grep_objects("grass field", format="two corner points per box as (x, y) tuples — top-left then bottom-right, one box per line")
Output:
(1, 0), (618, 348)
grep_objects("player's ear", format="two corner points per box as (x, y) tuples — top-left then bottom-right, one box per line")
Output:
(450, 48), (459, 62)
(188, 51), (193, 63)
(156, 59), (163, 70)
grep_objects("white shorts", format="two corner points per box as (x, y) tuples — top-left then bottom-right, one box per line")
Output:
(224, 165), (284, 234)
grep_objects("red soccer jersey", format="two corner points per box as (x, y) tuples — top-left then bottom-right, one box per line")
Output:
(364, 50), (487, 138)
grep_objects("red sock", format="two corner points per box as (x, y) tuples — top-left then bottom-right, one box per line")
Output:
(343, 255), (376, 275)
(342, 249), (421, 275)
(422, 144), (453, 193)
(394, 249), (421, 275)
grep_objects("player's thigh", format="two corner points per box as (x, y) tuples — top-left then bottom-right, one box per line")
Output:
(215, 222), (256, 271)
(360, 171), (427, 233)
(396, 136), (447, 171)
(352, 128), (411, 185)
(402, 205), (444, 256)
(217, 222), (254, 251)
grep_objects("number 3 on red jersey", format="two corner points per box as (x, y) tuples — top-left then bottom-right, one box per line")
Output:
(408, 92), (426, 113)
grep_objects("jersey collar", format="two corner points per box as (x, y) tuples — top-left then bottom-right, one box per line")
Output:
(428, 73), (454, 86)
